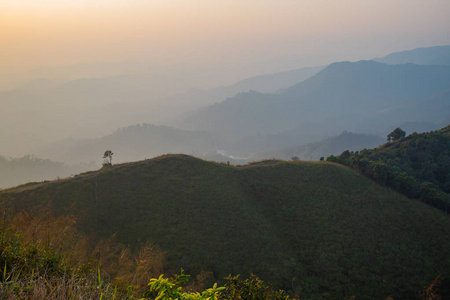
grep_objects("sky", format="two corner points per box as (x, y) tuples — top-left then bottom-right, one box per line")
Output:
(1, 0), (449, 72)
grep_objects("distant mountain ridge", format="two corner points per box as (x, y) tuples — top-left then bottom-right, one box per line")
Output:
(180, 60), (450, 157)
(3, 45), (449, 164)
(374, 45), (450, 65)
(36, 59), (449, 164)
(0, 64), (322, 157)
(168, 65), (324, 114)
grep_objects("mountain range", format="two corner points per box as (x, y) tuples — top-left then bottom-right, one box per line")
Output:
(181, 61), (450, 138)
(2, 45), (450, 186)
(373, 45), (450, 65)
(0, 64), (322, 157)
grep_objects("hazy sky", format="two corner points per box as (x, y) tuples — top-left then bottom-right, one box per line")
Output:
(1, 0), (449, 71)
(0, 0), (449, 159)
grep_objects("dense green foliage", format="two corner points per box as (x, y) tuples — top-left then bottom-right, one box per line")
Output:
(143, 272), (294, 300)
(387, 128), (406, 142)
(2, 154), (450, 299)
(327, 125), (450, 212)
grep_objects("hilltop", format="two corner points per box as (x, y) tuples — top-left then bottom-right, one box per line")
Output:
(2, 154), (450, 299)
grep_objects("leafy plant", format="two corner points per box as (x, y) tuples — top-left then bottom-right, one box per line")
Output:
(220, 274), (291, 300)
(143, 270), (224, 300)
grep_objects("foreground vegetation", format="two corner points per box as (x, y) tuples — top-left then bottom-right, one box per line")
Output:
(0, 208), (445, 299)
(2, 154), (450, 299)
(0, 209), (296, 299)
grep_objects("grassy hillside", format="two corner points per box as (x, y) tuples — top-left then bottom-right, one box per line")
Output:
(2, 154), (450, 299)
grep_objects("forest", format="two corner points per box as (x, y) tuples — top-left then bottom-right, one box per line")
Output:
(327, 125), (450, 212)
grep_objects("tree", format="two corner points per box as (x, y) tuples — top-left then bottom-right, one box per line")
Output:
(291, 156), (299, 161)
(103, 150), (113, 166)
(387, 128), (406, 142)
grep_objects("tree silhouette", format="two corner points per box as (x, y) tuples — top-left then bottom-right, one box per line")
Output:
(387, 128), (406, 142)
(103, 150), (113, 166)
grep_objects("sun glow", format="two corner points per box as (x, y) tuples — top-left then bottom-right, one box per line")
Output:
(0, 0), (449, 68)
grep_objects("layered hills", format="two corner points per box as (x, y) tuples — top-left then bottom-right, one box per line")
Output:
(5, 46), (450, 188)
(181, 61), (450, 155)
(0, 64), (321, 157)
(2, 154), (450, 299)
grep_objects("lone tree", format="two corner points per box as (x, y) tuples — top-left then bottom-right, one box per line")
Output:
(387, 128), (406, 142)
(103, 150), (113, 166)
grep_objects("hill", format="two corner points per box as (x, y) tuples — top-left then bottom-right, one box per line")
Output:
(180, 61), (450, 156)
(373, 45), (450, 66)
(327, 125), (450, 213)
(2, 154), (450, 299)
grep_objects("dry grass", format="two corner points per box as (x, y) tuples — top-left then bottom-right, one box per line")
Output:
(0, 271), (119, 300)
(0, 203), (165, 298)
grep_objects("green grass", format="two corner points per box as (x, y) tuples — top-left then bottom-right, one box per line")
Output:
(2, 154), (450, 299)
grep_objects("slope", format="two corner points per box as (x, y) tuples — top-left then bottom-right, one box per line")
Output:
(2, 154), (450, 299)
